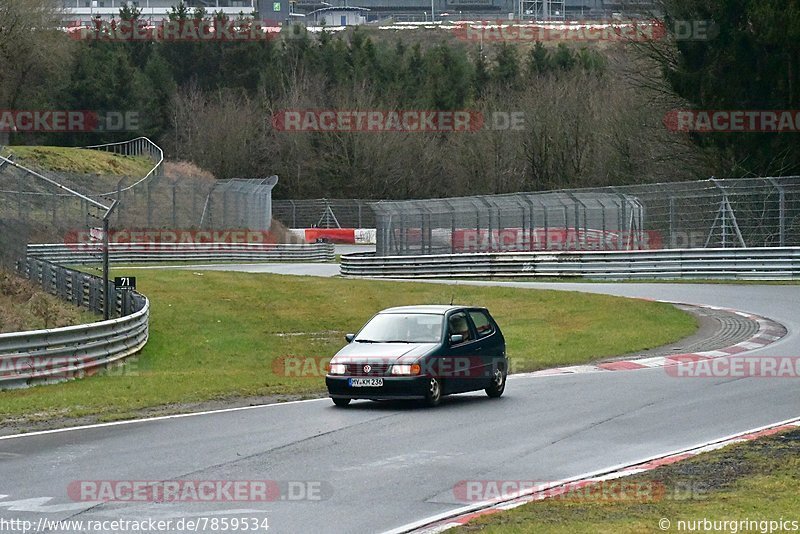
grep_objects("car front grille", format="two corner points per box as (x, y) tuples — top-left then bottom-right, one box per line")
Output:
(345, 363), (392, 376)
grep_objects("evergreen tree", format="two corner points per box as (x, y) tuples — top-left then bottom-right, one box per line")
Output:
(493, 43), (520, 88)
(526, 41), (551, 76)
(652, 0), (800, 175)
(553, 43), (575, 70)
(473, 49), (490, 97)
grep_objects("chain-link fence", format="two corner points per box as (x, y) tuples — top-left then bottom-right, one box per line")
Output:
(111, 177), (278, 230)
(372, 176), (800, 256)
(0, 157), (112, 268)
(272, 199), (376, 229)
(0, 141), (279, 268)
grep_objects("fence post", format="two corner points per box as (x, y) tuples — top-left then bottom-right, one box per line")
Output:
(669, 196), (676, 248)
(767, 177), (786, 247)
(146, 182), (153, 226)
(51, 191), (57, 227)
(116, 179), (124, 225)
(192, 186), (198, 226)
(17, 172), (23, 219)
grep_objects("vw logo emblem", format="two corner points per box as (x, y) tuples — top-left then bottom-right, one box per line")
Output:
(363, 364), (372, 374)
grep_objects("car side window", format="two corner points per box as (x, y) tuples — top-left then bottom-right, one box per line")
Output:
(469, 311), (494, 338)
(448, 312), (473, 342)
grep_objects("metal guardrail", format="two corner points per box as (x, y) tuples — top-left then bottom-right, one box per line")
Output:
(26, 242), (336, 263)
(340, 248), (800, 280)
(1, 258), (149, 389)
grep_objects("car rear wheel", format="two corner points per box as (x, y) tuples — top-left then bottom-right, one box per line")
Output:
(332, 397), (351, 407)
(485, 367), (506, 398)
(424, 377), (442, 407)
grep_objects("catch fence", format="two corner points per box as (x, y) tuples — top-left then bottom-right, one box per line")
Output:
(371, 177), (800, 256)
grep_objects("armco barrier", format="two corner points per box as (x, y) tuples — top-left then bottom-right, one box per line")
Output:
(1, 258), (149, 389)
(340, 247), (800, 280)
(26, 242), (335, 264)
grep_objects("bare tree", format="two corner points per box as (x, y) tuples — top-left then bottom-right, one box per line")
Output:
(0, 0), (70, 108)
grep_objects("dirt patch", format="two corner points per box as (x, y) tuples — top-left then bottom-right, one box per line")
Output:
(0, 268), (94, 333)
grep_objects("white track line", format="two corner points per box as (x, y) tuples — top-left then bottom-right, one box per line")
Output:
(383, 415), (800, 534)
(0, 398), (327, 441)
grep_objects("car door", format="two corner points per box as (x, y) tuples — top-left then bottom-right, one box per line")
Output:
(468, 309), (505, 386)
(443, 311), (482, 394)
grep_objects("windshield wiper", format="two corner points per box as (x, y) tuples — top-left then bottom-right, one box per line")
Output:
(381, 340), (416, 343)
(355, 339), (379, 343)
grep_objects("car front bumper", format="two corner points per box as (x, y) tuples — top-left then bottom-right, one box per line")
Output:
(326, 375), (429, 400)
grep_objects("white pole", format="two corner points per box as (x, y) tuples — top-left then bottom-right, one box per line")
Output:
(431, 0), (435, 22)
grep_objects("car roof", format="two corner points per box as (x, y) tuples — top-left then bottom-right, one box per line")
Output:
(378, 305), (484, 315)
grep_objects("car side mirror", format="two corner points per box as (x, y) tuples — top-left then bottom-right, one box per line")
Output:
(345, 333), (355, 343)
(450, 334), (464, 344)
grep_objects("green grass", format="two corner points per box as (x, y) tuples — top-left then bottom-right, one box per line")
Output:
(1, 145), (153, 177)
(453, 428), (800, 534)
(0, 271), (695, 423)
(469, 277), (800, 285)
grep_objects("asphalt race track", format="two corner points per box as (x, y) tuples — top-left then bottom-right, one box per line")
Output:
(1, 267), (798, 534)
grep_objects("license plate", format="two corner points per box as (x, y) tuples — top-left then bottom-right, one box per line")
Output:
(348, 377), (383, 387)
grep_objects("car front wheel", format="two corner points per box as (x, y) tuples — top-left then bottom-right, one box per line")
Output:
(424, 377), (442, 407)
(332, 397), (351, 407)
(485, 367), (506, 398)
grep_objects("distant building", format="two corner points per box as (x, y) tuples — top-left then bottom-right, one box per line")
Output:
(61, 0), (289, 23)
(293, 0), (655, 21)
(59, 0), (656, 26)
(306, 6), (370, 26)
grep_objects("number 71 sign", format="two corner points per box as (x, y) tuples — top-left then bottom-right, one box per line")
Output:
(114, 277), (136, 291)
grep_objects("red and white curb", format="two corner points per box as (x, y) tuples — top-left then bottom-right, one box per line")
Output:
(387, 416), (800, 534)
(514, 301), (786, 378)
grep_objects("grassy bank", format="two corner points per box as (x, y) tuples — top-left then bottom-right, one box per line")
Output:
(0, 271), (695, 423)
(454, 428), (800, 534)
(1, 145), (153, 177)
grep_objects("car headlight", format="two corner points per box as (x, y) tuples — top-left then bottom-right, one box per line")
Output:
(391, 364), (421, 376)
(328, 363), (346, 375)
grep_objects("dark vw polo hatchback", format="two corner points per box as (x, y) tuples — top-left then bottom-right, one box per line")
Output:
(326, 305), (507, 407)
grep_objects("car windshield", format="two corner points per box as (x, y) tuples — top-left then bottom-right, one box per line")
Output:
(355, 313), (443, 343)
